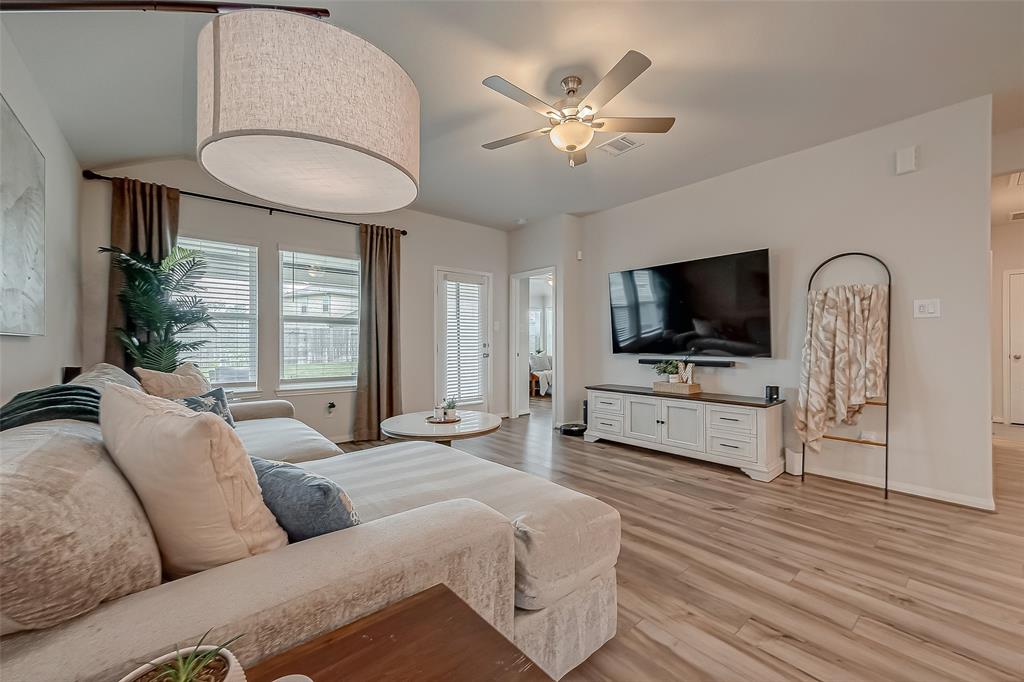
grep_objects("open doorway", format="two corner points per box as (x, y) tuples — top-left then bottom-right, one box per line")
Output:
(992, 171), (1024, 440)
(509, 267), (560, 427)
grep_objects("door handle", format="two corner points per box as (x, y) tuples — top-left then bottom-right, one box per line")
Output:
(1014, 354), (1022, 360)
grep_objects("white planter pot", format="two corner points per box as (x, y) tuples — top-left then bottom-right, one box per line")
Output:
(118, 646), (246, 682)
(443, 408), (458, 421)
(667, 374), (681, 383)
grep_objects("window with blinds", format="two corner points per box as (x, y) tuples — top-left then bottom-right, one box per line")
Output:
(443, 278), (484, 405)
(176, 237), (258, 387)
(280, 250), (359, 384)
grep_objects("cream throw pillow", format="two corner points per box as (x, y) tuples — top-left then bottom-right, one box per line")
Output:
(100, 384), (287, 577)
(133, 362), (212, 399)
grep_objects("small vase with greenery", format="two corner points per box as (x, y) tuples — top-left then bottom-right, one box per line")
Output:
(118, 631), (244, 682)
(443, 397), (458, 420)
(100, 245), (215, 372)
(653, 360), (680, 382)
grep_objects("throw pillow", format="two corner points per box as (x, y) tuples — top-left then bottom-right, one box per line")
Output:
(70, 362), (144, 392)
(249, 457), (360, 543)
(173, 387), (235, 427)
(100, 384), (286, 577)
(133, 362), (212, 399)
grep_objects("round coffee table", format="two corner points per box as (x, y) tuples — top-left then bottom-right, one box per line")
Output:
(380, 410), (501, 446)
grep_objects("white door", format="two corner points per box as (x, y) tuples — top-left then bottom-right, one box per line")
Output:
(625, 396), (661, 442)
(1010, 273), (1024, 424)
(437, 270), (490, 410)
(662, 401), (704, 451)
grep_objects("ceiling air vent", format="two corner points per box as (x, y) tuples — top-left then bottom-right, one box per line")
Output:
(596, 134), (644, 157)
(1011, 211), (1024, 221)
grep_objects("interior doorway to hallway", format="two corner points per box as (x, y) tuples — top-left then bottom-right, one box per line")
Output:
(509, 267), (561, 426)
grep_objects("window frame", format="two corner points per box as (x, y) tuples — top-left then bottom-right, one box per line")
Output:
(176, 235), (260, 390)
(278, 247), (361, 389)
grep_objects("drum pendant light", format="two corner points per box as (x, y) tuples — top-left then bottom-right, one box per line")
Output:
(197, 10), (419, 214)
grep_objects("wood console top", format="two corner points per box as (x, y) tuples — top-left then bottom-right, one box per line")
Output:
(586, 384), (785, 408)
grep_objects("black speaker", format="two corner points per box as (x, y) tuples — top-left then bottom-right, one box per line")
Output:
(765, 385), (780, 402)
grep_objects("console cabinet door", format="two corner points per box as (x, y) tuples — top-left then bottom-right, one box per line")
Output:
(625, 396), (661, 442)
(662, 400), (705, 451)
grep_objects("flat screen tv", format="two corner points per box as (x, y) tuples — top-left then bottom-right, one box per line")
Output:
(608, 248), (771, 357)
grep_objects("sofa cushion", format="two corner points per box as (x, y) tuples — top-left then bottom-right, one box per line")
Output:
(250, 456), (360, 542)
(301, 441), (620, 610)
(0, 420), (161, 635)
(100, 385), (287, 578)
(133, 362), (212, 399)
(69, 362), (143, 392)
(235, 417), (343, 464)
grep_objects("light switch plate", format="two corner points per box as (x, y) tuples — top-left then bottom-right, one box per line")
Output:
(896, 145), (918, 175)
(913, 298), (940, 318)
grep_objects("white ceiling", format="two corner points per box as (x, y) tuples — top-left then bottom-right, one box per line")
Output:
(4, 1), (1022, 230)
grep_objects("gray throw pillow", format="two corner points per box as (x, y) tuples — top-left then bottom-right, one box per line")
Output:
(250, 457), (360, 543)
(173, 387), (235, 427)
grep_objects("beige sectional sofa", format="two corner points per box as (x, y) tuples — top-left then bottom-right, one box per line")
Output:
(0, 365), (619, 680)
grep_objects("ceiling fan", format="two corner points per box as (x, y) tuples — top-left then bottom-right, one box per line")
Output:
(481, 50), (674, 167)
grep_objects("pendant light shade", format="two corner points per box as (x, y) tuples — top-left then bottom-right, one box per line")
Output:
(197, 10), (419, 214)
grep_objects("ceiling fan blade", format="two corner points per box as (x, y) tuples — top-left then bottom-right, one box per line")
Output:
(482, 128), (551, 150)
(568, 150), (587, 167)
(579, 50), (652, 114)
(591, 117), (675, 133)
(482, 76), (562, 119)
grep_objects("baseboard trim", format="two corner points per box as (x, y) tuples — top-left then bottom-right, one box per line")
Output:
(805, 465), (995, 511)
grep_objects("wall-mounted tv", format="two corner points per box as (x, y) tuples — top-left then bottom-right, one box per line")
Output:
(608, 248), (771, 357)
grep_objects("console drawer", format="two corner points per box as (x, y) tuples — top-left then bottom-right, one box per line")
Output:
(706, 404), (757, 434)
(590, 392), (624, 415)
(590, 413), (623, 435)
(706, 430), (757, 462)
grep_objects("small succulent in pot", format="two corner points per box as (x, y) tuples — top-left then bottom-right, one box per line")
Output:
(443, 397), (458, 420)
(118, 631), (245, 682)
(653, 360), (681, 382)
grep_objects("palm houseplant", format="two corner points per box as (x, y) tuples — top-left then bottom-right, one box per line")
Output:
(101, 245), (214, 372)
(117, 631), (245, 682)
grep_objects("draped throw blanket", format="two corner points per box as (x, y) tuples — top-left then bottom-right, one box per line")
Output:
(0, 384), (101, 431)
(353, 224), (403, 441)
(795, 284), (889, 451)
(104, 178), (180, 368)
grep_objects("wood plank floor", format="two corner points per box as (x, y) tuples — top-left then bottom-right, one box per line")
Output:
(351, 402), (1024, 681)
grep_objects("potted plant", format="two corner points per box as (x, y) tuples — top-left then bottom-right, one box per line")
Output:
(653, 360), (681, 383)
(118, 631), (245, 682)
(443, 397), (458, 421)
(100, 245), (215, 372)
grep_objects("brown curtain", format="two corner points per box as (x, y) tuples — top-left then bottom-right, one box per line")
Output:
(104, 178), (181, 368)
(353, 224), (403, 441)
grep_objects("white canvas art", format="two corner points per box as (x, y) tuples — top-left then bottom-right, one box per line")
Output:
(1, 95), (45, 336)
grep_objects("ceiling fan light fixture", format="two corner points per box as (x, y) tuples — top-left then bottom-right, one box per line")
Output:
(196, 10), (419, 214)
(549, 119), (595, 153)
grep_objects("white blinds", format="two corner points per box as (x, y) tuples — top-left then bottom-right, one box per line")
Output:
(280, 250), (359, 383)
(444, 279), (483, 405)
(177, 237), (258, 387)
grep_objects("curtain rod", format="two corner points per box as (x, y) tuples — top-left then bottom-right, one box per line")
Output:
(0, 1), (330, 17)
(82, 170), (407, 235)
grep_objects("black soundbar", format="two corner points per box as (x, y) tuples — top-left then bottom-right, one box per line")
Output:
(637, 358), (736, 368)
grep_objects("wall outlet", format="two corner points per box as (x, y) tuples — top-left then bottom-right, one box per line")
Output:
(896, 145), (918, 175)
(913, 298), (941, 318)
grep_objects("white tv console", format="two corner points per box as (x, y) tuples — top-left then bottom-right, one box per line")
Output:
(585, 384), (785, 482)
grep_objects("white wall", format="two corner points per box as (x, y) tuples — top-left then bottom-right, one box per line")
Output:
(992, 127), (1024, 176)
(0, 22), (82, 402)
(577, 97), (994, 509)
(509, 214), (584, 426)
(992, 223), (1024, 421)
(79, 158), (508, 441)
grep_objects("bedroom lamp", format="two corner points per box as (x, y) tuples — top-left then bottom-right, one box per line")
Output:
(196, 10), (420, 214)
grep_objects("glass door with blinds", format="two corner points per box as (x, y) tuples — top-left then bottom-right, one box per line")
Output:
(436, 269), (490, 410)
